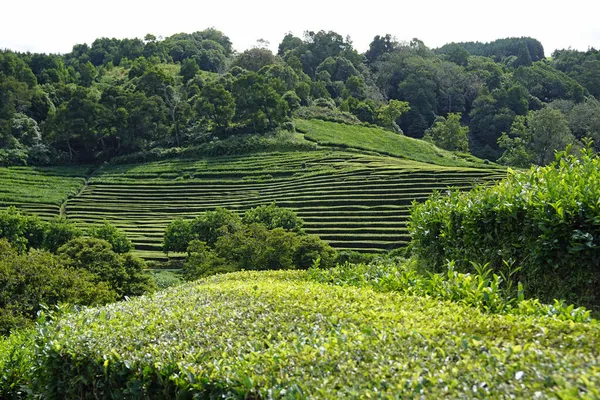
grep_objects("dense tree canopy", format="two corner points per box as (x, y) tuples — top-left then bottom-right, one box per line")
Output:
(0, 31), (597, 167)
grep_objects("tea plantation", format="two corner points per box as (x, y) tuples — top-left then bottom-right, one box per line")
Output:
(1, 271), (598, 398)
(0, 121), (504, 261)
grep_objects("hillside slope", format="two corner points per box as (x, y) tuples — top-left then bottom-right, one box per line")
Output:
(296, 119), (491, 167)
(64, 150), (503, 260)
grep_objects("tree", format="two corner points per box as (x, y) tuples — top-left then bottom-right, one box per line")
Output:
(161, 84), (190, 147)
(498, 108), (577, 166)
(0, 239), (116, 335)
(232, 72), (288, 130)
(163, 218), (193, 254)
(242, 202), (304, 233)
(87, 221), (133, 253)
(195, 81), (235, 130)
(233, 48), (279, 72)
(377, 100), (410, 132)
(190, 207), (243, 247)
(423, 113), (469, 152)
(180, 58), (200, 82)
(57, 237), (155, 297)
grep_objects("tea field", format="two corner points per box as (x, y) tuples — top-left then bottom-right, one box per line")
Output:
(2, 270), (598, 398)
(0, 121), (505, 260)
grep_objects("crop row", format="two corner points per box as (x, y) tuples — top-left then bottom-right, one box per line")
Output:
(64, 152), (502, 259)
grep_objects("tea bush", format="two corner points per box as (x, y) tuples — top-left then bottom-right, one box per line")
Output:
(410, 146), (600, 310)
(307, 261), (592, 322)
(1, 271), (599, 398)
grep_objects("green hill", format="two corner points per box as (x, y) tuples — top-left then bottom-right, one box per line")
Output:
(0, 123), (504, 260)
(296, 119), (491, 167)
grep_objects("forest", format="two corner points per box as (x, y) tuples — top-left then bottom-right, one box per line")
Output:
(2, 30), (600, 167)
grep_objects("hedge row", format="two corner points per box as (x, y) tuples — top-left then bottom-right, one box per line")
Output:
(410, 147), (600, 310)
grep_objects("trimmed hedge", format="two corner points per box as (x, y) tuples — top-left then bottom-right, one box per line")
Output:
(1, 271), (599, 398)
(410, 147), (600, 310)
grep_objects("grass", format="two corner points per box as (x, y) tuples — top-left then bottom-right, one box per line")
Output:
(2, 270), (598, 398)
(296, 119), (495, 168)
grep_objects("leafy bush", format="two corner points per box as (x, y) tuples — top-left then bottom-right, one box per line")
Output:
(57, 237), (156, 298)
(168, 205), (335, 278)
(87, 221), (134, 253)
(410, 146), (600, 310)
(42, 217), (83, 253)
(2, 271), (599, 398)
(183, 240), (235, 280)
(0, 207), (46, 253)
(307, 260), (592, 322)
(0, 239), (116, 335)
(242, 201), (304, 233)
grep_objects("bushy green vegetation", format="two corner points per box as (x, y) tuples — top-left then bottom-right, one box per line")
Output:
(307, 260), (592, 322)
(410, 146), (600, 310)
(0, 210), (155, 334)
(296, 119), (489, 167)
(1, 270), (598, 398)
(0, 239), (116, 335)
(2, 30), (598, 168)
(164, 205), (335, 279)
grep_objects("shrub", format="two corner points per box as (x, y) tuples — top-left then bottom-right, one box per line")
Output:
(242, 202), (304, 233)
(190, 207), (243, 246)
(293, 234), (337, 269)
(43, 217), (83, 253)
(0, 239), (116, 335)
(57, 237), (156, 298)
(307, 260), (592, 322)
(87, 221), (133, 253)
(410, 146), (600, 310)
(183, 240), (234, 280)
(163, 218), (194, 254)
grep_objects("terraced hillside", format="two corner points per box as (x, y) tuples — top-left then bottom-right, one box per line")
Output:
(64, 151), (504, 260)
(0, 166), (89, 219)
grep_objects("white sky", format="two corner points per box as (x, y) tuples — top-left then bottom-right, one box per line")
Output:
(1, 0), (599, 56)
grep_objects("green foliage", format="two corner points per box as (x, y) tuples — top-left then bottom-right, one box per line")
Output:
(194, 81), (235, 130)
(293, 105), (361, 125)
(43, 217), (83, 253)
(242, 201), (304, 233)
(307, 260), (592, 321)
(498, 108), (577, 166)
(423, 113), (470, 152)
(57, 237), (156, 298)
(376, 99), (410, 132)
(162, 218), (193, 254)
(87, 221), (133, 253)
(2, 271), (599, 398)
(183, 240), (234, 280)
(167, 204), (334, 278)
(0, 239), (116, 335)
(190, 207), (243, 246)
(296, 119), (490, 168)
(410, 146), (600, 310)
(148, 269), (184, 290)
